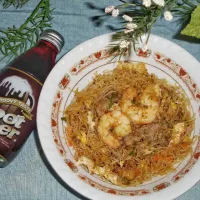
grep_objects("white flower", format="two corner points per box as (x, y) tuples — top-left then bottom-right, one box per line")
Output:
(124, 23), (137, 34)
(126, 23), (138, 30)
(122, 15), (132, 22)
(164, 11), (173, 21)
(105, 6), (115, 14)
(124, 29), (134, 34)
(142, 44), (148, 52)
(143, 0), (152, 7)
(120, 40), (130, 49)
(152, 0), (165, 7)
(112, 9), (119, 17)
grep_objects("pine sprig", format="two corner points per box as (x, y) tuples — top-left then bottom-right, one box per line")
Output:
(0, 0), (53, 61)
(2, 0), (29, 8)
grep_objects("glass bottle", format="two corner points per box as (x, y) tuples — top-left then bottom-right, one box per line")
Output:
(0, 29), (64, 167)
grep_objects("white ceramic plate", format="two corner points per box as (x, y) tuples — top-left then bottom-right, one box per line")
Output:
(37, 33), (200, 200)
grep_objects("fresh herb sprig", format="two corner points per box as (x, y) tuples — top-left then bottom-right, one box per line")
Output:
(2, 0), (29, 8)
(0, 0), (53, 61)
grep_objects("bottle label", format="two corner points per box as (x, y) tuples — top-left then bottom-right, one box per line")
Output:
(0, 67), (42, 163)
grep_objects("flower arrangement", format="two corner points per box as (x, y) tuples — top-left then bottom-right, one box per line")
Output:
(105, 0), (200, 58)
(0, 0), (199, 61)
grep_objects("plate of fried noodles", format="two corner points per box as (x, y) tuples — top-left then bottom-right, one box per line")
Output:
(37, 33), (200, 200)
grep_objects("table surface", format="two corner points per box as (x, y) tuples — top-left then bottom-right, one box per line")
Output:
(0, 1), (200, 200)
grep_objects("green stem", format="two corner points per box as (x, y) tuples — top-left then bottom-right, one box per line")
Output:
(19, 0), (47, 31)
(43, 1), (51, 24)
(117, 2), (136, 9)
(146, 25), (152, 44)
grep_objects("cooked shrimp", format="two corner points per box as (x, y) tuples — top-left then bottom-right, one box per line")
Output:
(169, 122), (185, 145)
(98, 110), (132, 149)
(114, 167), (140, 181)
(121, 87), (137, 112)
(121, 85), (160, 124)
(122, 168), (140, 181)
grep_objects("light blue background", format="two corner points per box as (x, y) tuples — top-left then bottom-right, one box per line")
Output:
(0, 1), (199, 200)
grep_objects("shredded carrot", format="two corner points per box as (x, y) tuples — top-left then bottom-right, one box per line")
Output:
(153, 154), (173, 163)
(181, 142), (190, 150)
(165, 155), (174, 163)
(153, 155), (160, 162)
(134, 168), (141, 176)
(66, 126), (73, 146)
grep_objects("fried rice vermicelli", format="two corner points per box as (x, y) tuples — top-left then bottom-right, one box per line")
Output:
(64, 62), (194, 186)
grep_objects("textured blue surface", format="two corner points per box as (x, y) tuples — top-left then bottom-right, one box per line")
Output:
(0, 1), (200, 200)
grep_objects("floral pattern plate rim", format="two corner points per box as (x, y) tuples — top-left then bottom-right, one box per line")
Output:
(37, 33), (200, 200)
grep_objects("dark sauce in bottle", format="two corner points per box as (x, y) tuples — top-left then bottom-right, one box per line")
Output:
(0, 29), (64, 167)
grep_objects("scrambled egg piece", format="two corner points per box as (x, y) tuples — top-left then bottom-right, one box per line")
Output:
(143, 149), (153, 155)
(106, 173), (118, 185)
(119, 160), (124, 167)
(79, 131), (87, 145)
(87, 111), (95, 131)
(77, 156), (94, 173)
(77, 156), (119, 184)
(170, 122), (185, 145)
(94, 166), (106, 176)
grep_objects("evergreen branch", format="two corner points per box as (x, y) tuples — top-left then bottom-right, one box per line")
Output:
(2, 0), (29, 8)
(0, 0), (53, 61)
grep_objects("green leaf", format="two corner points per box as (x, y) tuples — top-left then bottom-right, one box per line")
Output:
(181, 5), (200, 39)
(61, 117), (66, 121)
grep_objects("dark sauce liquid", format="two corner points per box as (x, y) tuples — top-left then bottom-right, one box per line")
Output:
(0, 40), (58, 167)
